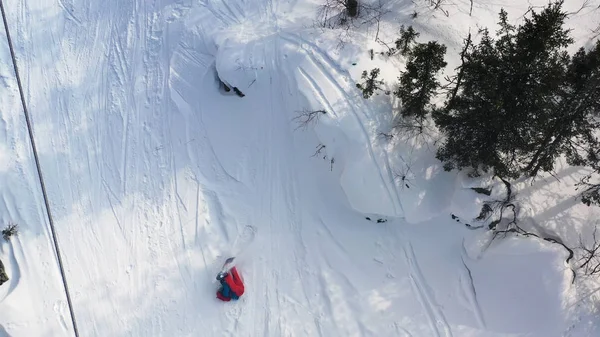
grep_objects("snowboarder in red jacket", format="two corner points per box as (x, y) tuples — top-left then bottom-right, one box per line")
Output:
(216, 266), (244, 301)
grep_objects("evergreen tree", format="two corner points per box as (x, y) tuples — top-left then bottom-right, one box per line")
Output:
(444, 32), (472, 112)
(567, 42), (600, 206)
(347, 0), (358, 17)
(394, 25), (420, 56)
(382, 26), (419, 57)
(582, 186), (600, 206)
(434, 27), (510, 175)
(356, 68), (384, 99)
(394, 41), (446, 124)
(579, 165), (600, 207)
(527, 41), (600, 177)
(434, 2), (575, 178)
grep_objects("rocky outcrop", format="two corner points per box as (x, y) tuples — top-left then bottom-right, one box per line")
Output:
(0, 258), (8, 286)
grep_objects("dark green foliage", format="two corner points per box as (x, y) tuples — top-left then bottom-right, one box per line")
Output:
(434, 2), (599, 179)
(347, 0), (358, 17)
(395, 25), (420, 56)
(356, 68), (384, 99)
(435, 26), (508, 174)
(563, 41), (600, 206)
(2, 223), (18, 241)
(383, 26), (420, 57)
(444, 32), (472, 112)
(394, 41), (447, 121)
(582, 188), (600, 206)
(580, 178), (600, 207)
(520, 27), (598, 178)
(577, 146), (600, 207)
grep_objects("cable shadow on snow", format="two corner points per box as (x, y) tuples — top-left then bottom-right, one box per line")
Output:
(10, 0), (586, 336)
(0, 0), (229, 335)
(5, 1), (335, 335)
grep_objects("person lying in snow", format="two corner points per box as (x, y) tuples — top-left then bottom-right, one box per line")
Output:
(216, 266), (244, 301)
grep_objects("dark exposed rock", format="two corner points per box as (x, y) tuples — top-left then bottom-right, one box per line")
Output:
(0, 259), (8, 286)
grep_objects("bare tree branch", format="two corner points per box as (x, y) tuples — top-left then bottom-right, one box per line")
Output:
(292, 109), (327, 130)
(474, 177), (576, 281)
(577, 227), (600, 276)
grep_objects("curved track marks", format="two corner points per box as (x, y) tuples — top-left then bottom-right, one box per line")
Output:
(460, 243), (486, 329)
(403, 242), (453, 337)
(278, 32), (404, 217)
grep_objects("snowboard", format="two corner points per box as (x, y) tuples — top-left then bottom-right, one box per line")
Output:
(213, 225), (257, 282)
(216, 257), (236, 280)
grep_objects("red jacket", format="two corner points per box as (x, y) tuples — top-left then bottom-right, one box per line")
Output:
(216, 267), (244, 301)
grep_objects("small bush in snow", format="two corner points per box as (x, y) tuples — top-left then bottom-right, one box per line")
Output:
(578, 173), (600, 207)
(2, 223), (18, 241)
(356, 68), (384, 99)
(385, 25), (420, 57)
(378, 26), (419, 58)
(577, 227), (600, 276)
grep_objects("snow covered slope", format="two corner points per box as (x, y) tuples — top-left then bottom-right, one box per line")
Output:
(0, 0), (599, 336)
(0, 13), (75, 336)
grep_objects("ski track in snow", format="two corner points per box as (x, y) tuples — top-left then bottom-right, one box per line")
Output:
(2, 0), (596, 335)
(403, 242), (453, 337)
(9, 0), (407, 331)
(460, 242), (486, 329)
(275, 43), (333, 337)
(278, 31), (452, 335)
(278, 32), (404, 216)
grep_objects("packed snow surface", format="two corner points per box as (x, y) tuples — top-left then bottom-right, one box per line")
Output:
(0, 0), (599, 336)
